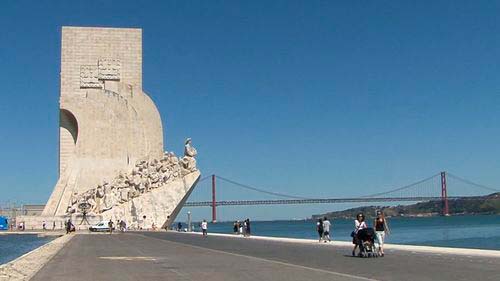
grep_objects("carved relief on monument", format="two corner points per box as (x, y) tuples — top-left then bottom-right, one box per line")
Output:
(66, 139), (198, 216)
(79, 58), (121, 89)
(98, 58), (121, 80)
(80, 65), (102, 88)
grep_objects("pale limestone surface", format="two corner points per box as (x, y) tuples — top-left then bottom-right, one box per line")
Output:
(35, 26), (200, 229)
(101, 170), (200, 229)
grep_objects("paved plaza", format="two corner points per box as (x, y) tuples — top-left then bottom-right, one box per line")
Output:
(32, 232), (500, 281)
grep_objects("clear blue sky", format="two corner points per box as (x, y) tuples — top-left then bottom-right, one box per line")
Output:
(1, 1), (499, 220)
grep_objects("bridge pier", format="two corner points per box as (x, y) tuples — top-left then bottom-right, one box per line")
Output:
(212, 174), (217, 223)
(441, 171), (449, 216)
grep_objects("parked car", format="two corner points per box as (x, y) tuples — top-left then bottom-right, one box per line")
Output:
(89, 221), (114, 232)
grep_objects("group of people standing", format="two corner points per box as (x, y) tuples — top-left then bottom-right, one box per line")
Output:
(316, 217), (332, 242)
(351, 211), (390, 256)
(315, 211), (390, 256)
(107, 219), (127, 234)
(233, 219), (251, 237)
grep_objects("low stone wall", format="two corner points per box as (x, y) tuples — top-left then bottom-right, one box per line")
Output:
(0, 234), (74, 280)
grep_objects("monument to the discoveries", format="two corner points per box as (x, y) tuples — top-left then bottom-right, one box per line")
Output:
(36, 26), (200, 229)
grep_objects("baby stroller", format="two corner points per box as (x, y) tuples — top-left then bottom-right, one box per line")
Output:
(357, 227), (379, 258)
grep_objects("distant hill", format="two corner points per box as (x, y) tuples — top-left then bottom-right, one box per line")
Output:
(312, 192), (500, 220)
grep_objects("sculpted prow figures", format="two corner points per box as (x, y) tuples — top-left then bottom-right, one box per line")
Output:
(66, 139), (198, 216)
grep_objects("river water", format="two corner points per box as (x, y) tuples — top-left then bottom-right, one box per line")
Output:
(0, 234), (55, 265)
(197, 215), (500, 250)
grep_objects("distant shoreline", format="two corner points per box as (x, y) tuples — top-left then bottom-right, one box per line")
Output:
(186, 213), (500, 224)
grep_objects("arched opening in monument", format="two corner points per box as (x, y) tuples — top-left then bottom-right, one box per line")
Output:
(60, 109), (78, 143)
(59, 109), (78, 175)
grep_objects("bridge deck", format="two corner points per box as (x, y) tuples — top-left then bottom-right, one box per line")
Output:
(184, 196), (476, 207)
(32, 232), (499, 281)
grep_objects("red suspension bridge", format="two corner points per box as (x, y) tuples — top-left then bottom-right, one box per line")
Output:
(184, 171), (500, 222)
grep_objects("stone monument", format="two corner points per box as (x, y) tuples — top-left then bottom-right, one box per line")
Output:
(21, 26), (200, 229)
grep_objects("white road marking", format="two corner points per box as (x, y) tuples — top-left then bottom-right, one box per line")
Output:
(99, 256), (157, 261)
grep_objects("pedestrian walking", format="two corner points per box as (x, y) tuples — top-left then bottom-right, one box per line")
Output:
(322, 217), (331, 242)
(374, 211), (390, 256)
(201, 219), (208, 237)
(52, 221), (56, 230)
(316, 218), (324, 242)
(42, 221), (46, 231)
(119, 220), (125, 232)
(65, 219), (72, 234)
(244, 219), (251, 237)
(352, 213), (367, 256)
(233, 221), (238, 234)
(108, 220), (114, 235)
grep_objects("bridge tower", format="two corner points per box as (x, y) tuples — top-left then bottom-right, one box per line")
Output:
(212, 174), (217, 223)
(440, 171), (449, 216)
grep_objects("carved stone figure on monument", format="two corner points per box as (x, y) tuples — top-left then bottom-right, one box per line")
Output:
(169, 152), (181, 179)
(66, 192), (78, 214)
(70, 192), (79, 205)
(184, 138), (197, 158)
(86, 196), (97, 213)
(113, 172), (127, 189)
(181, 138), (198, 174)
(141, 176), (150, 192)
(119, 186), (130, 203)
(94, 184), (105, 213)
(132, 171), (142, 189)
(102, 183), (116, 211)
(149, 159), (158, 171)
(96, 185), (105, 198)
(128, 187), (139, 199)
(149, 168), (161, 188)
(159, 156), (171, 183)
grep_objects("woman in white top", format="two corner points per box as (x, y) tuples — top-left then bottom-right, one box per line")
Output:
(352, 213), (367, 256)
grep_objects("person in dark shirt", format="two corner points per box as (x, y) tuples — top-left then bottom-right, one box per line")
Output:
(108, 220), (114, 235)
(244, 219), (251, 237)
(374, 211), (390, 256)
(316, 218), (324, 242)
(233, 221), (238, 234)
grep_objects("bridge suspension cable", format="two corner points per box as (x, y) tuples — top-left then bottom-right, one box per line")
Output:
(360, 173), (442, 198)
(198, 175), (212, 183)
(447, 173), (500, 193)
(215, 175), (310, 200)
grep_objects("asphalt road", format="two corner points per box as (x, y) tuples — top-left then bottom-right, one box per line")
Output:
(32, 232), (500, 281)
